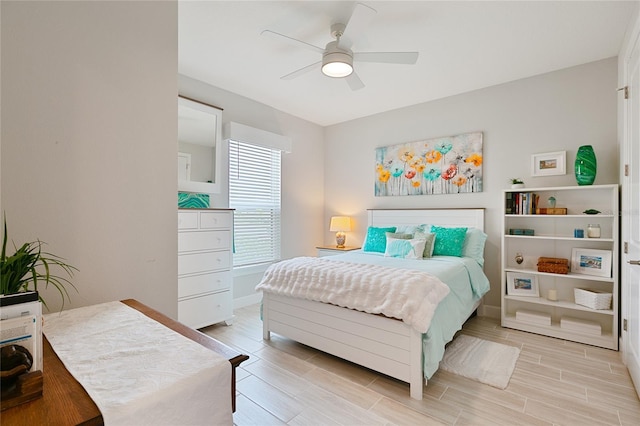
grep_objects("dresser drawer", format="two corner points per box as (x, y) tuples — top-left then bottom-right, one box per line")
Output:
(178, 271), (231, 299)
(178, 291), (232, 329)
(178, 251), (231, 275)
(200, 211), (232, 229)
(178, 230), (231, 252)
(178, 211), (199, 230)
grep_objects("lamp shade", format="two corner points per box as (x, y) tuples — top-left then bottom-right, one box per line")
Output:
(329, 216), (351, 232)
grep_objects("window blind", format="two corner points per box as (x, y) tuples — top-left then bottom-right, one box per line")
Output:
(229, 140), (282, 267)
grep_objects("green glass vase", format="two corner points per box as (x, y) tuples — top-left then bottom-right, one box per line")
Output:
(574, 145), (597, 185)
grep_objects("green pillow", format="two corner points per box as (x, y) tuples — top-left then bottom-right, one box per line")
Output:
(431, 226), (468, 257)
(413, 231), (436, 258)
(363, 226), (397, 253)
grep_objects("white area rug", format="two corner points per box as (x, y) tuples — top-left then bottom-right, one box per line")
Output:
(440, 334), (520, 389)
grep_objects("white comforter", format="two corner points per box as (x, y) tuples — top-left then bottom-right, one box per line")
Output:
(255, 256), (450, 333)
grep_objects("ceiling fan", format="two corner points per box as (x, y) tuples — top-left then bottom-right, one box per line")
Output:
(262, 2), (419, 91)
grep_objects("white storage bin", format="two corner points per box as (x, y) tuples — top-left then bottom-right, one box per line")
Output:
(574, 288), (612, 310)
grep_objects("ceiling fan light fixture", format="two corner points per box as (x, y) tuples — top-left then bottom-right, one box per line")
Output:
(322, 51), (353, 78)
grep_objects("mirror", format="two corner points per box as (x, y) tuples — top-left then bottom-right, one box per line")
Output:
(178, 95), (222, 194)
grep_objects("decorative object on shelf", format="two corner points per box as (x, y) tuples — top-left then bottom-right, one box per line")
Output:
(571, 248), (612, 278)
(537, 257), (569, 274)
(547, 289), (558, 301)
(583, 209), (600, 215)
(329, 216), (352, 248)
(535, 207), (567, 215)
(509, 228), (534, 235)
(515, 309), (550, 325)
(515, 253), (524, 265)
(531, 151), (566, 177)
(574, 145), (597, 185)
(506, 272), (539, 297)
(574, 288), (612, 310)
(547, 196), (556, 208)
(375, 131), (483, 196)
(560, 316), (602, 335)
(587, 223), (601, 238)
(509, 178), (524, 189)
(574, 229), (584, 238)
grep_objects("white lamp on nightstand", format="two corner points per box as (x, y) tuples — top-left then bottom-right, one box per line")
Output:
(329, 216), (351, 248)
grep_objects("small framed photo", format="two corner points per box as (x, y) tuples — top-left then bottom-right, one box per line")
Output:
(531, 151), (566, 177)
(571, 248), (612, 278)
(506, 272), (539, 297)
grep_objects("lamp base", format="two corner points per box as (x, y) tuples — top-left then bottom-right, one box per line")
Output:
(335, 232), (346, 248)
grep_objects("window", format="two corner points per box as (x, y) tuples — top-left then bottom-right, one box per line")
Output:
(229, 140), (282, 267)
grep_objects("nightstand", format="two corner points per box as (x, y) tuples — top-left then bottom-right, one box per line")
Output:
(316, 246), (361, 257)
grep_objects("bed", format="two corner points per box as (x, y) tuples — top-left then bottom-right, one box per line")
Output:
(258, 208), (489, 400)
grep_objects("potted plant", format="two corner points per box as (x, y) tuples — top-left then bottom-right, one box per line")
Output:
(509, 178), (525, 189)
(1, 217), (77, 311)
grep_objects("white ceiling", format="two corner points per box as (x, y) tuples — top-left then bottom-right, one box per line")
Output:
(178, 1), (636, 127)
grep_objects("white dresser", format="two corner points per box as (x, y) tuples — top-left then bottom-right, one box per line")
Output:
(178, 209), (234, 329)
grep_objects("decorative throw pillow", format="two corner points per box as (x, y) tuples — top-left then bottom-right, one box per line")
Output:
(384, 237), (427, 259)
(431, 226), (468, 257)
(385, 232), (413, 240)
(395, 224), (429, 235)
(362, 226), (397, 253)
(462, 228), (488, 266)
(413, 231), (436, 258)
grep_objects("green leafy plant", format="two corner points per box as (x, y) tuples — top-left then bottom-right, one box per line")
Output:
(1, 217), (77, 310)
(509, 178), (524, 184)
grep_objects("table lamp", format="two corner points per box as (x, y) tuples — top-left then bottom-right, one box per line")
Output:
(329, 216), (351, 248)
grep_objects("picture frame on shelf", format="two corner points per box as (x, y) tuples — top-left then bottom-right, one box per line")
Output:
(531, 151), (566, 177)
(571, 248), (612, 278)
(506, 272), (539, 297)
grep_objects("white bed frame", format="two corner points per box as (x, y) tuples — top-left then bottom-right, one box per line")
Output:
(262, 208), (485, 400)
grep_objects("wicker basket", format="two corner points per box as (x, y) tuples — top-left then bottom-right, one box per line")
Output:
(574, 288), (612, 310)
(537, 257), (569, 274)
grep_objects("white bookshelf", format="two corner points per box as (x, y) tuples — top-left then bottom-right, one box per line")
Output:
(501, 184), (619, 350)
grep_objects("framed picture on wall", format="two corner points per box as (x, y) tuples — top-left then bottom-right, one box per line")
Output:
(506, 272), (539, 297)
(531, 151), (566, 177)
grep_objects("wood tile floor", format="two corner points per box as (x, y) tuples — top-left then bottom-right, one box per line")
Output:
(202, 304), (640, 425)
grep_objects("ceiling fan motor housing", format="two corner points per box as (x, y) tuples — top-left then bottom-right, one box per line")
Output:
(322, 40), (353, 77)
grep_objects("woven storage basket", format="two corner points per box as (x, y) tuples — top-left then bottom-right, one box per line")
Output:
(537, 257), (569, 274)
(574, 288), (612, 310)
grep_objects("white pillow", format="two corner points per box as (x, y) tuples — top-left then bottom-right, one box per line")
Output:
(384, 236), (427, 259)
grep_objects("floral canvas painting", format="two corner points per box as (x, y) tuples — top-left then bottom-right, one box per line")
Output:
(375, 132), (483, 196)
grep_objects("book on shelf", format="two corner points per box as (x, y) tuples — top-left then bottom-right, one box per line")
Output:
(0, 291), (39, 307)
(506, 192), (541, 215)
(0, 295), (43, 371)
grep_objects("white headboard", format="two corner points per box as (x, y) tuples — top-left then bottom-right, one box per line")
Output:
(367, 209), (484, 231)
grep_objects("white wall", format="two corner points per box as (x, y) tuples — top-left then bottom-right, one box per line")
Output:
(1, 1), (178, 316)
(179, 75), (325, 304)
(324, 58), (619, 311)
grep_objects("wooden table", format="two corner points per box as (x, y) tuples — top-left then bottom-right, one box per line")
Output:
(1, 299), (248, 425)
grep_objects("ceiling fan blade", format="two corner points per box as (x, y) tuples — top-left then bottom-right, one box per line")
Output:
(340, 2), (377, 48)
(345, 71), (365, 91)
(281, 61), (321, 80)
(353, 52), (419, 64)
(261, 30), (324, 54)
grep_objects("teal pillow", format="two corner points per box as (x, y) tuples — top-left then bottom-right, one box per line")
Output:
(384, 237), (427, 259)
(413, 231), (436, 258)
(431, 226), (468, 257)
(363, 226), (397, 253)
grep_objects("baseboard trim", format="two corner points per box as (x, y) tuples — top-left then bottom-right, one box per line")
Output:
(233, 293), (262, 310)
(480, 304), (501, 320)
